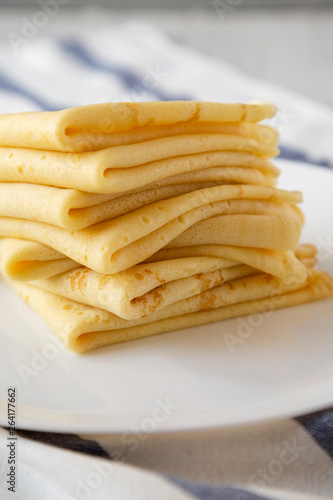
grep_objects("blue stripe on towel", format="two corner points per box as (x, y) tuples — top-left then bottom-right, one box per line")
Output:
(0, 71), (58, 111)
(279, 145), (331, 168)
(59, 39), (190, 102)
(168, 476), (272, 500)
(296, 408), (333, 460)
(16, 429), (110, 458)
(1, 55), (331, 172)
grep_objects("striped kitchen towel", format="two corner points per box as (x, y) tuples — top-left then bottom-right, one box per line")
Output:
(1, 20), (333, 168)
(1, 409), (333, 500)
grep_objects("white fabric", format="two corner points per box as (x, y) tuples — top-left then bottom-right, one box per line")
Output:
(0, 427), (196, 500)
(87, 419), (333, 499)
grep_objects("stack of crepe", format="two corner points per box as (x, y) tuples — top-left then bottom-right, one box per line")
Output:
(0, 101), (332, 353)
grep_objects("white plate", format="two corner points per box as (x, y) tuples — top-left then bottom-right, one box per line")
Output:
(1, 159), (333, 434)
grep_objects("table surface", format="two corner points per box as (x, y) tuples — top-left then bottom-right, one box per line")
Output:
(0, 6), (332, 107)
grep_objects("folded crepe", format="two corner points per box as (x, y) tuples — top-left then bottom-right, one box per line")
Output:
(293, 244), (318, 268)
(30, 243), (310, 319)
(0, 164), (278, 230)
(0, 185), (303, 274)
(146, 243), (315, 265)
(0, 147), (279, 193)
(37, 120), (277, 151)
(0, 101), (277, 152)
(0, 235), (307, 285)
(31, 260), (256, 320)
(2, 100), (331, 355)
(4, 266), (332, 353)
(17, 245), (312, 323)
(0, 238), (80, 281)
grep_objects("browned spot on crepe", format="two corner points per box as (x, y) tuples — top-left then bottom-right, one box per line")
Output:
(77, 270), (88, 295)
(240, 104), (247, 122)
(187, 103), (202, 123)
(97, 275), (111, 290)
(141, 118), (157, 128)
(195, 269), (226, 292)
(153, 271), (166, 285)
(131, 288), (164, 317)
(198, 290), (219, 310)
(67, 268), (88, 295)
(67, 270), (81, 292)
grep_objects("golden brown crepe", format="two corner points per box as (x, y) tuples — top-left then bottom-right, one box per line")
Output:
(0, 185), (303, 274)
(31, 261), (256, 320)
(0, 101), (277, 152)
(0, 148), (279, 193)
(0, 235), (307, 287)
(30, 243), (311, 320)
(0, 238), (79, 281)
(1, 100), (331, 355)
(0, 165), (278, 230)
(4, 266), (332, 353)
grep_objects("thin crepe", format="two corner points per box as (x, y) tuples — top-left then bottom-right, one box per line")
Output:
(32, 261), (258, 320)
(147, 244), (309, 281)
(4, 268), (332, 353)
(0, 147), (279, 193)
(0, 238), (79, 281)
(0, 185), (303, 274)
(0, 163), (277, 230)
(31, 244), (310, 319)
(0, 101), (277, 152)
(46, 121), (278, 152)
(0, 237), (307, 289)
